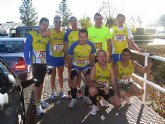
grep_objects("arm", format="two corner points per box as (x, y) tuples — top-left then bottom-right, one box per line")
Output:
(89, 41), (96, 66)
(107, 38), (113, 62)
(64, 31), (69, 66)
(24, 34), (32, 65)
(110, 65), (117, 91)
(127, 28), (143, 52)
(68, 55), (73, 68)
(64, 42), (68, 66)
(89, 65), (96, 87)
(89, 54), (95, 66)
(128, 38), (143, 52)
(113, 63), (118, 82)
(133, 61), (153, 73)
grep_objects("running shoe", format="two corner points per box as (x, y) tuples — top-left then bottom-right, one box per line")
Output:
(40, 100), (49, 108)
(90, 105), (99, 115)
(36, 105), (45, 115)
(50, 92), (56, 100)
(83, 96), (92, 104)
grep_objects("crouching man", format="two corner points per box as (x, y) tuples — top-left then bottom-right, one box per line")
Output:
(89, 50), (121, 115)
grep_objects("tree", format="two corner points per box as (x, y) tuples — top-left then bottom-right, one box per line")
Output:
(79, 16), (92, 29)
(99, 0), (117, 28)
(19, 0), (38, 26)
(56, 0), (72, 27)
(159, 14), (165, 30)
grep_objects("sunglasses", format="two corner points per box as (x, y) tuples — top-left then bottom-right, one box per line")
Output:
(55, 21), (61, 23)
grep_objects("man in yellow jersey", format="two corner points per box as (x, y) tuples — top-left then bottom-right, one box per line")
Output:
(68, 29), (96, 108)
(110, 14), (143, 63)
(64, 16), (82, 98)
(89, 50), (121, 115)
(114, 48), (152, 104)
(46, 15), (65, 99)
(88, 12), (112, 62)
(24, 17), (49, 115)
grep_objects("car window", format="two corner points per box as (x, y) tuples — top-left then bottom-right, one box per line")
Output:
(0, 39), (24, 53)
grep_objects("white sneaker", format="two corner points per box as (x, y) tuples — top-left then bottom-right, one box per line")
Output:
(40, 100), (49, 108)
(50, 92), (56, 100)
(102, 100), (110, 107)
(83, 96), (92, 104)
(36, 105), (45, 115)
(69, 99), (77, 108)
(90, 105), (99, 115)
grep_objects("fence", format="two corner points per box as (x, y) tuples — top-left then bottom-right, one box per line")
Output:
(131, 50), (165, 104)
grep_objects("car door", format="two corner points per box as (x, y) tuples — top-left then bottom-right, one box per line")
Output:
(0, 61), (25, 124)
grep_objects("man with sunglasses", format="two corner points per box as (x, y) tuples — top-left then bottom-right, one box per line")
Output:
(88, 12), (112, 62)
(64, 16), (82, 99)
(46, 15), (65, 99)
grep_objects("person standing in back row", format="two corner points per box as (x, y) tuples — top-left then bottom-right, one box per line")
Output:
(46, 15), (65, 99)
(88, 12), (112, 62)
(64, 16), (82, 98)
(24, 17), (49, 115)
(110, 14), (143, 63)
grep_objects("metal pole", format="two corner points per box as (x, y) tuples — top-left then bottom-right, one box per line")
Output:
(142, 55), (148, 103)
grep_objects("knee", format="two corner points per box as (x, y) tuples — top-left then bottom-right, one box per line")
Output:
(120, 90), (127, 98)
(33, 78), (41, 87)
(71, 69), (78, 80)
(109, 95), (122, 106)
(89, 87), (97, 97)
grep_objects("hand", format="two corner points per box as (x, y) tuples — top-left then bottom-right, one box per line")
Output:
(103, 87), (109, 94)
(145, 62), (153, 72)
(44, 30), (51, 37)
(138, 48), (144, 53)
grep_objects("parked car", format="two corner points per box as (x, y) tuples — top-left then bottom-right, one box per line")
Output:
(10, 26), (39, 37)
(0, 59), (25, 124)
(0, 38), (33, 86)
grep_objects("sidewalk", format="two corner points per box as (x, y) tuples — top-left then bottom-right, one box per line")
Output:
(24, 69), (165, 124)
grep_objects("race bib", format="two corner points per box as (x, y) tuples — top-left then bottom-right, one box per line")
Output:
(36, 51), (46, 58)
(94, 42), (102, 50)
(75, 59), (89, 66)
(115, 35), (126, 41)
(53, 44), (63, 52)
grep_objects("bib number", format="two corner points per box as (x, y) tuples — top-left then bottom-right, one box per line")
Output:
(115, 35), (126, 41)
(36, 51), (46, 58)
(53, 44), (63, 52)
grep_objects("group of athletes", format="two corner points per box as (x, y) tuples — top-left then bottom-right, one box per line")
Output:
(24, 12), (152, 116)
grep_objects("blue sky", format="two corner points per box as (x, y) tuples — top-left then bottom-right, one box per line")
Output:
(0, 0), (165, 26)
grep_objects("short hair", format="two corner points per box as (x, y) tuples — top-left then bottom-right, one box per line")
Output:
(96, 50), (107, 57)
(69, 16), (77, 21)
(54, 15), (61, 21)
(94, 12), (103, 20)
(116, 14), (125, 20)
(39, 17), (49, 24)
(122, 48), (131, 55)
(78, 29), (88, 36)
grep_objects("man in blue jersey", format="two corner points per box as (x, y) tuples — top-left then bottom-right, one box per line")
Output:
(24, 17), (49, 115)
(68, 29), (96, 107)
